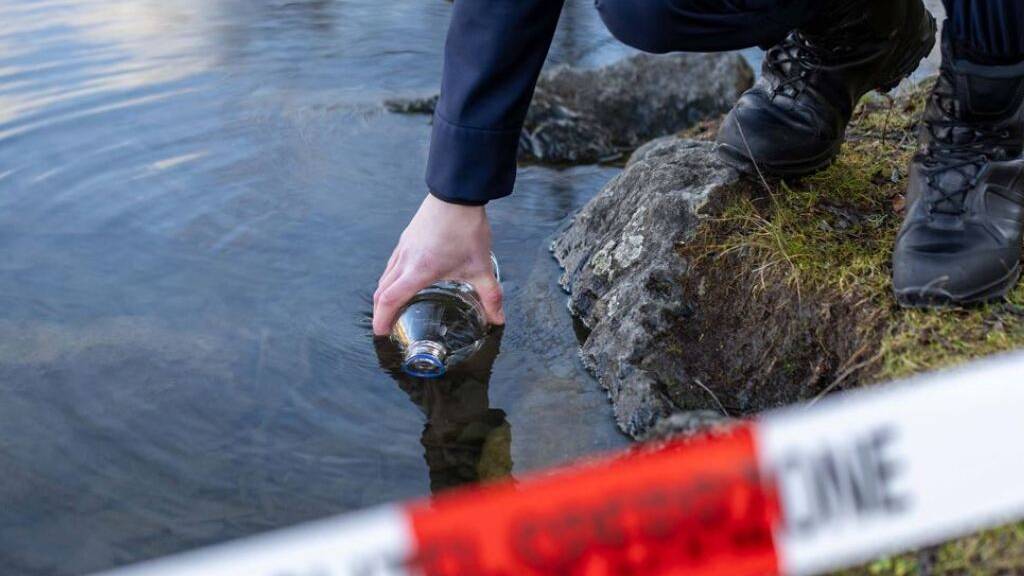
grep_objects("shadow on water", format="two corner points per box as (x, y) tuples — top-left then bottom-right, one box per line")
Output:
(375, 329), (513, 494)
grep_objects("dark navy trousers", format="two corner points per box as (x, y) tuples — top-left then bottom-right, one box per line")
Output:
(426, 0), (1024, 206)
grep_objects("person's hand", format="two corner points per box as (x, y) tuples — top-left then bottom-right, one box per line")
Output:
(373, 194), (504, 336)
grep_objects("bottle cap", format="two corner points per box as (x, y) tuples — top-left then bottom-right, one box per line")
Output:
(402, 340), (448, 378)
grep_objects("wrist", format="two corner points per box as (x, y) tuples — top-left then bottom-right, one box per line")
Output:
(423, 192), (487, 218)
(427, 189), (488, 207)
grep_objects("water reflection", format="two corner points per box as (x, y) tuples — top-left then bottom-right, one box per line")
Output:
(375, 330), (513, 493)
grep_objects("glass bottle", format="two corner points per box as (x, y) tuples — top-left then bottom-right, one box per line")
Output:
(390, 254), (500, 378)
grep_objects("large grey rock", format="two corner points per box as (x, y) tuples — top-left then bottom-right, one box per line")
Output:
(387, 53), (753, 164)
(551, 137), (742, 438)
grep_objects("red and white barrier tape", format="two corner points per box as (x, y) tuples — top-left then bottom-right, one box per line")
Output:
(96, 352), (1024, 576)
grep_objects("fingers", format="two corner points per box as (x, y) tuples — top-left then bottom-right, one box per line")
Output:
(472, 273), (505, 327)
(374, 255), (404, 307)
(372, 270), (428, 336)
(375, 242), (408, 306)
(374, 268), (504, 335)
(383, 246), (400, 279)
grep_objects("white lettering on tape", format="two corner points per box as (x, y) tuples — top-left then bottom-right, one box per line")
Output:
(774, 424), (908, 537)
(760, 352), (1024, 576)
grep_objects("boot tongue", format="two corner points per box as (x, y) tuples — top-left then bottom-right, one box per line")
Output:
(921, 151), (978, 215)
(934, 165), (975, 195)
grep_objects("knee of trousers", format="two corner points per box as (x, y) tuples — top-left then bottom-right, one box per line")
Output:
(595, 0), (685, 54)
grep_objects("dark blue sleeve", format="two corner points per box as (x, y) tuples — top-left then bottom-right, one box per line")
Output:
(426, 0), (566, 205)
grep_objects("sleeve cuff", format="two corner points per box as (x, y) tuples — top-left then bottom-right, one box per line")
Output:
(428, 190), (487, 206)
(425, 112), (521, 205)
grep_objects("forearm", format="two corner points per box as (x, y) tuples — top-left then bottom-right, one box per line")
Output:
(427, 0), (566, 205)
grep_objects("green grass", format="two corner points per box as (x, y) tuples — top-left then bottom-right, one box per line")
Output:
(704, 81), (1024, 383)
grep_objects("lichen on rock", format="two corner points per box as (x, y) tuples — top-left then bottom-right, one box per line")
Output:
(551, 138), (741, 438)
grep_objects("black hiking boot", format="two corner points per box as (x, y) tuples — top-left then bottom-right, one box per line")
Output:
(892, 33), (1024, 307)
(716, 0), (936, 176)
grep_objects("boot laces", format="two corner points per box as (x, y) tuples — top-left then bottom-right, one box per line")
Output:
(919, 84), (1014, 216)
(765, 33), (821, 100)
(765, 14), (865, 100)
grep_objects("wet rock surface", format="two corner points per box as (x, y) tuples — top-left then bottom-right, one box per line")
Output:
(386, 53), (753, 164)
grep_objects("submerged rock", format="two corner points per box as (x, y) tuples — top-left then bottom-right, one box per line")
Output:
(551, 138), (740, 437)
(386, 53), (753, 164)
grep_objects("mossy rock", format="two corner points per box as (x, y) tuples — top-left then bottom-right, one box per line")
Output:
(679, 80), (1024, 575)
(678, 79), (1024, 396)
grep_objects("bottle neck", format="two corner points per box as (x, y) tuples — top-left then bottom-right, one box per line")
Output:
(402, 340), (448, 378)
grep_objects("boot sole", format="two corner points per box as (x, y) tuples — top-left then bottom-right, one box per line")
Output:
(717, 140), (840, 178)
(716, 10), (938, 179)
(894, 264), (1022, 308)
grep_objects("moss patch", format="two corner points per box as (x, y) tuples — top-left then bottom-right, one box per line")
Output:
(681, 80), (1024, 392)
(673, 80), (1024, 574)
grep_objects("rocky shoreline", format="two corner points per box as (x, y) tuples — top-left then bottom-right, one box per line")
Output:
(387, 52), (753, 165)
(551, 75), (1024, 448)
(548, 75), (1024, 573)
(551, 132), (881, 439)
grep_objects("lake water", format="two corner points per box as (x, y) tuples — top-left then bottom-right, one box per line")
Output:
(0, 1), (947, 574)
